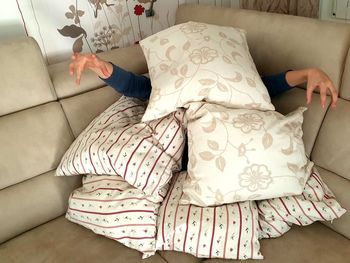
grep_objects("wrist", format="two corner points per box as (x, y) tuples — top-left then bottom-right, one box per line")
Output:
(285, 69), (309, 87)
(91, 61), (113, 79)
(102, 62), (113, 78)
(306, 67), (316, 76)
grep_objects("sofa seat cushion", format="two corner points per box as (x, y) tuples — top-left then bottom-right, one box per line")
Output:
(0, 216), (166, 263)
(160, 222), (350, 263)
(1, 216), (348, 263)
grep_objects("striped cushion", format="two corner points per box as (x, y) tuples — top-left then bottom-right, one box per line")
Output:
(257, 166), (346, 239)
(156, 172), (263, 260)
(56, 96), (186, 201)
(66, 174), (165, 258)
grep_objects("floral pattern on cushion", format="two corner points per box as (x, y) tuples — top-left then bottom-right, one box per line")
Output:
(139, 21), (275, 122)
(180, 103), (312, 206)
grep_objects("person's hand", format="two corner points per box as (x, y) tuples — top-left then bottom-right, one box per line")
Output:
(306, 68), (338, 108)
(69, 53), (112, 85)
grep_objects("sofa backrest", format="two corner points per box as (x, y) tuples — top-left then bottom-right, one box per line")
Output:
(0, 38), (80, 243)
(0, 37), (148, 244)
(176, 4), (350, 239)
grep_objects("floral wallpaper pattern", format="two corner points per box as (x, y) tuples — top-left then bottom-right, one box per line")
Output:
(57, 0), (159, 54)
(15, 0), (314, 64)
(17, 0), (188, 64)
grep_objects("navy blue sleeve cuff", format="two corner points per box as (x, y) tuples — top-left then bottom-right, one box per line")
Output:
(261, 70), (293, 98)
(100, 63), (151, 100)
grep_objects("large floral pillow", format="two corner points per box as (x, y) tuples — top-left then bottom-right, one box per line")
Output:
(56, 96), (186, 201)
(180, 103), (312, 206)
(66, 174), (165, 258)
(257, 166), (346, 239)
(139, 21), (274, 122)
(156, 172), (263, 260)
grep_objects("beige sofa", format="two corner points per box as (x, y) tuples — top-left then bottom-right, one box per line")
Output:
(0, 4), (349, 263)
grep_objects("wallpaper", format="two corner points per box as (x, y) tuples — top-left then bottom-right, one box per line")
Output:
(16, 0), (239, 64)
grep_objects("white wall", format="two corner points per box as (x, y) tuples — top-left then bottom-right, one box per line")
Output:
(0, 0), (26, 40)
(319, 0), (350, 23)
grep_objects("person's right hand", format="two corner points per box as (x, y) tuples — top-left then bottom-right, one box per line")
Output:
(69, 53), (112, 85)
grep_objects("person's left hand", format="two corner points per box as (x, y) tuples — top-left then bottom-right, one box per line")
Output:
(306, 68), (338, 108)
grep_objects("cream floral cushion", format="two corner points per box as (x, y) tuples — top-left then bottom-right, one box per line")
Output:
(180, 103), (313, 206)
(139, 21), (275, 122)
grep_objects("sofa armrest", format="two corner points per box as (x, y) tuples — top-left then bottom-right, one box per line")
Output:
(49, 44), (148, 99)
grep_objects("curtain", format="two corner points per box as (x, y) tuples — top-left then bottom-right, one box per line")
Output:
(239, 0), (320, 18)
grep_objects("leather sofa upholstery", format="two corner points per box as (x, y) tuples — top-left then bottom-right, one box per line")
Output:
(0, 4), (349, 262)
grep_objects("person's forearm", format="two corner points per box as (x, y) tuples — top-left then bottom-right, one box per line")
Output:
(261, 71), (292, 98)
(285, 69), (311, 87)
(101, 63), (152, 100)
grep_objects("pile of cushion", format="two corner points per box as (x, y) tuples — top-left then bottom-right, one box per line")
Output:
(56, 22), (346, 259)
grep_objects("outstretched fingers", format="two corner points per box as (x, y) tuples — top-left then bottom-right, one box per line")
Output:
(69, 62), (75, 76)
(329, 83), (338, 108)
(75, 63), (85, 85)
(306, 82), (315, 105)
(307, 82), (338, 109)
(69, 53), (108, 85)
(320, 85), (327, 109)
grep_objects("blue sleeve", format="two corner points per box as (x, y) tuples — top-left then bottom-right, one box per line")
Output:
(262, 71), (292, 98)
(100, 63), (151, 100)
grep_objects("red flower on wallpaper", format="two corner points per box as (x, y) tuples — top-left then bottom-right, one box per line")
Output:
(133, 4), (145, 40)
(134, 4), (145, 16)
